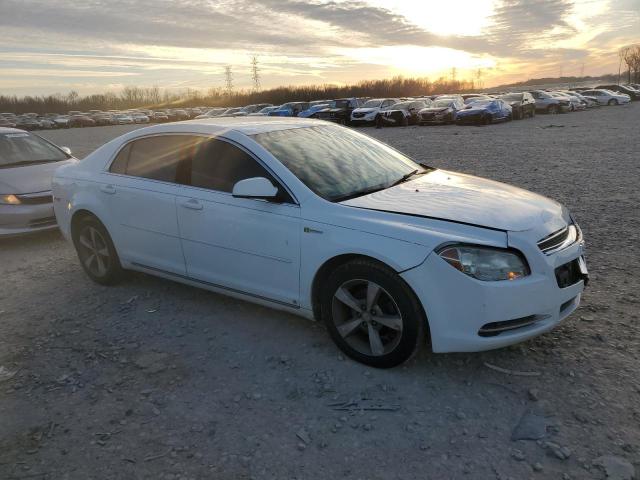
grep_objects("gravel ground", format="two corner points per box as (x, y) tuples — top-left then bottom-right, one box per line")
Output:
(1, 104), (639, 480)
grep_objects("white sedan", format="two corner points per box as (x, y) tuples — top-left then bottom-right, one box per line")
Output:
(52, 118), (588, 368)
(580, 89), (631, 106)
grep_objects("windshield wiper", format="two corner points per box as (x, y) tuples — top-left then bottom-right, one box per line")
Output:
(332, 169), (430, 203)
(388, 169), (425, 188)
(0, 159), (61, 168)
(331, 184), (390, 202)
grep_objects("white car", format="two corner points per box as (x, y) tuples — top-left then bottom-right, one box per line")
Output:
(579, 89), (631, 106)
(131, 113), (150, 124)
(113, 114), (134, 125)
(52, 118), (588, 368)
(350, 98), (399, 125)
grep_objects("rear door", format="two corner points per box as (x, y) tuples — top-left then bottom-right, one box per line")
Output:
(175, 137), (301, 306)
(103, 135), (199, 275)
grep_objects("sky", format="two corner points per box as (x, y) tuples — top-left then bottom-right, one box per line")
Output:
(0, 0), (638, 96)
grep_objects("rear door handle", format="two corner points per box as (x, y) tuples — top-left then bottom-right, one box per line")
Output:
(180, 198), (203, 210)
(100, 184), (116, 194)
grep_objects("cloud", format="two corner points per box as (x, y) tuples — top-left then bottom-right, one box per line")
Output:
(487, 0), (577, 53)
(0, 0), (637, 95)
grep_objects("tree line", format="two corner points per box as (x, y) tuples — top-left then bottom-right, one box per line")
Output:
(619, 44), (640, 84)
(0, 76), (477, 115)
(1, 65), (636, 116)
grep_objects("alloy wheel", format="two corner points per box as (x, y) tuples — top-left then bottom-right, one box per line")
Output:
(78, 226), (111, 277)
(331, 279), (403, 357)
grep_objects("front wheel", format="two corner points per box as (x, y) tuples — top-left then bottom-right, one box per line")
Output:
(321, 259), (427, 368)
(608, 99), (618, 106)
(72, 216), (124, 285)
(547, 104), (559, 114)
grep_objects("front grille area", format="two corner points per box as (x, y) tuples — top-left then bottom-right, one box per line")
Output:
(352, 112), (365, 118)
(537, 224), (579, 254)
(478, 315), (539, 337)
(17, 192), (53, 205)
(555, 258), (584, 288)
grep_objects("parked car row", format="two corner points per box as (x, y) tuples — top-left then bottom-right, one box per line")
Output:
(0, 107), (210, 131)
(1, 83), (636, 132)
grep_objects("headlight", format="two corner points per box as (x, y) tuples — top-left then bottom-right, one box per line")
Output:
(437, 244), (530, 281)
(0, 194), (21, 205)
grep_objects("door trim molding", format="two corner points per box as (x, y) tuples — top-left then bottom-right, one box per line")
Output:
(131, 261), (299, 308)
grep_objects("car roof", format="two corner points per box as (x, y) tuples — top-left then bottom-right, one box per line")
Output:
(0, 127), (27, 134)
(131, 116), (325, 136)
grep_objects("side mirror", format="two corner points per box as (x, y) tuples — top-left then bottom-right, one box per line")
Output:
(232, 177), (278, 200)
(60, 146), (72, 155)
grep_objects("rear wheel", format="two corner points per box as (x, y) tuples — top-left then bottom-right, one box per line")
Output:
(72, 216), (123, 285)
(321, 259), (427, 368)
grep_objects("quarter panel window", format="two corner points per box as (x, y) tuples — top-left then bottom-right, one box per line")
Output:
(109, 143), (130, 174)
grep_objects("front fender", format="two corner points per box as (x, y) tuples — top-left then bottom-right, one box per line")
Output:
(299, 220), (431, 311)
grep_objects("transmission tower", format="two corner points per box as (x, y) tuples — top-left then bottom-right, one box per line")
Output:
(224, 66), (234, 96)
(251, 56), (261, 92)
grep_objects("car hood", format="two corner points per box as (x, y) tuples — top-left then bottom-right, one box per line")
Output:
(0, 159), (75, 194)
(419, 107), (451, 113)
(341, 169), (568, 235)
(352, 107), (378, 114)
(457, 106), (489, 115)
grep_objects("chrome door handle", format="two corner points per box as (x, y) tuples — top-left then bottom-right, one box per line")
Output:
(180, 199), (203, 210)
(100, 184), (116, 194)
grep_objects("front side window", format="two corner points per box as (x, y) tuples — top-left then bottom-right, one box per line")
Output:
(188, 139), (274, 193)
(252, 125), (424, 202)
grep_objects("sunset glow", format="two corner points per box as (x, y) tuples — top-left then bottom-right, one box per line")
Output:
(0, 0), (638, 95)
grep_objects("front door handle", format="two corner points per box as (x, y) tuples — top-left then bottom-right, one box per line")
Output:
(180, 199), (203, 210)
(100, 184), (116, 194)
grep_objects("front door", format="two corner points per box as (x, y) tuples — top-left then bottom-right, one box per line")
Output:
(175, 138), (301, 306)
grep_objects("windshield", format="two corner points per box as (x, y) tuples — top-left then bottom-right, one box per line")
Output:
(362, 99), (383, 108)
(433, 100), (454, 107)
(500, 94), (522, 101)
(252, 125), (425, 201)
(330, 100), (349, 108)
(468, 100), (493, 106)
(0, 132), (68, 167)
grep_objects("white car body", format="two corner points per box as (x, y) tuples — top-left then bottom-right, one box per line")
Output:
(350, 98), (399, 125)
(113, 114), (134, 125)
(579, 89), (631, 106)
(52, 118), (586, 356)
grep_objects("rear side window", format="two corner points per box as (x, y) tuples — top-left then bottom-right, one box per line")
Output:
(110, 135), (202, 182)
(189, 139), (273, 193)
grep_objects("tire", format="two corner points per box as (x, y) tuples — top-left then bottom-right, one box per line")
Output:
(483, 114), (492, 125)
(321, 259), (427, 368)
(547, 104), (559, 114)
(529, 108), (536, 118)
(400, 116), (409, 127)
(72, 215), (124, 286)
(608, 99), (618, 106)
